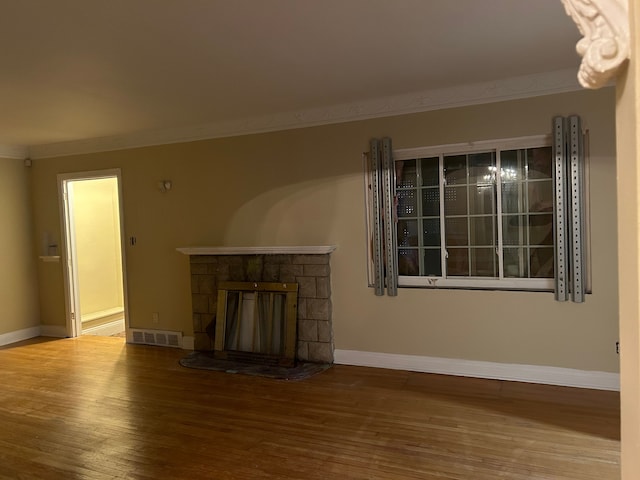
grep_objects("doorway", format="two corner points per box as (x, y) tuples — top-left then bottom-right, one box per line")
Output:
(58, 169), (128, 338)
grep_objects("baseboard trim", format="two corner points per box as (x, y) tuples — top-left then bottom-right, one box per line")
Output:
(82, 319), (125, 337)
(40, 325), (68, 338)
(334, 349), (620, 391)
(0, 327), (41, 346)
(81, 307), (124, 324)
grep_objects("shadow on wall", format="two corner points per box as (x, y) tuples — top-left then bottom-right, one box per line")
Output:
(224, 177), (346, 246)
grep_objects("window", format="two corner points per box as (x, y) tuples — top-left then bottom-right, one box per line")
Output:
(366, 132), (587, 293)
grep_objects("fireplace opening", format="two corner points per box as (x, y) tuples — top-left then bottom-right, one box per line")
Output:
(214, 281), (298, 367)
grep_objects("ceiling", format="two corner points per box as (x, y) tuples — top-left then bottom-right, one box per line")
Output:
(0, 0), (582, 156)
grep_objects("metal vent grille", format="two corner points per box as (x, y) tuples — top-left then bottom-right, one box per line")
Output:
(130, 329), (182, 348)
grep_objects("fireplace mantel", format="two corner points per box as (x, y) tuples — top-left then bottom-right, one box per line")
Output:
(177, 246), (336, 255)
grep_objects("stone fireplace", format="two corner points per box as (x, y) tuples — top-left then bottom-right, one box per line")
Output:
(177, 246), (336, 364)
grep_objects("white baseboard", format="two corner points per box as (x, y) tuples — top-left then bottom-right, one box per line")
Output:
(40, 325), (68, 338)
(334, 349), (620, 391)
(182, 336), (194, 350)
(82, 319), (125, 337)
(0, 326), (41, 346)
(81, 306), (124, 323)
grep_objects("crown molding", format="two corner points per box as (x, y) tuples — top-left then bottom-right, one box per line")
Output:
(0, 144), (29, 159)
(29, 69), (582, 159)
(560, 0), (630, 89)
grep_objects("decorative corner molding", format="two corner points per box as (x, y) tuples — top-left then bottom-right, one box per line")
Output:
(561, 0), (630, 89)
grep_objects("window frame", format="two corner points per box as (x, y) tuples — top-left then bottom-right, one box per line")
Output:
(392, 134), (561, 291)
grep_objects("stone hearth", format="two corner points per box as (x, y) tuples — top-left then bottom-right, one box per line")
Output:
(178, 246), (336, 364)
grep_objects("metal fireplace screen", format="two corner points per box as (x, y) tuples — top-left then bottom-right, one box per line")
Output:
(214, 281), (298, 366)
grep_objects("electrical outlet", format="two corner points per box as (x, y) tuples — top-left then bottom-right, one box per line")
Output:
(152, 312), (159, 324)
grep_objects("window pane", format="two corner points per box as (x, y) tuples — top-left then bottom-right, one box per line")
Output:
(501, 182), (525, 214)
(470, 248), (496, 277)
(447, 248), (469, 276)
(444, 155), (466, 185)
(397, 190), (417, 217)
(469, 185), (495, 215)
(398, 249), (419, 276)
(423, 218), (441, 246)
(422, 187), (440, 216)
(396, 160), (416, 188)
(500, 150), (526, 183)
(398, 220), (418, 247)
(445, 217), (468, 246)
(527, 147), (552, 179)
(502, 215), (526, 246)
(423, 249), (442, 276)
(530, 247), (554, 278)
(444, 186), (467, 215)
(528, 181), (553, 213)
(385, 142), (556, 287)
(468, 152), (495, 185)
(500, 146), (554, 280)
(529, 214), (553, 245)
(469, 216), (494, 246)
(420, 157), (440, 186)
(503, 247), (529, 278)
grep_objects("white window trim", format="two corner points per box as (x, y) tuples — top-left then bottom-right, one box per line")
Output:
(399, 276), (554, 291)
(393, 135), (552, 160)
(394, 134), (556, 291)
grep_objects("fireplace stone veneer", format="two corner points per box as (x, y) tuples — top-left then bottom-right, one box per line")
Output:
(178, 246), (336, 364)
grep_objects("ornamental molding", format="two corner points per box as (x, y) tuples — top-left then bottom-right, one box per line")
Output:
(561, 0), (630, 89)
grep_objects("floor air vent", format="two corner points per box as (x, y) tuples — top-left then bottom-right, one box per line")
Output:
(131, 329), (182, 348)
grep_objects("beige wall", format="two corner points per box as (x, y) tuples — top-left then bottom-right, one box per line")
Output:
(70, 177), (124, 320)
(31, 88), (618, 372)
(0, 157), (39, 334)
(616, 1), (640, 477)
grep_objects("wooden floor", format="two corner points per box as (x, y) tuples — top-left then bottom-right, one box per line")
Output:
(0, 337), (620, 479)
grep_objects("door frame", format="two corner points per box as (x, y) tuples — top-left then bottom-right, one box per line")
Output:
(57, 168), (129, 338)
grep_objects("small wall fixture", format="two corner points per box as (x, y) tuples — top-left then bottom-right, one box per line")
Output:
(158, 180), (172, 193)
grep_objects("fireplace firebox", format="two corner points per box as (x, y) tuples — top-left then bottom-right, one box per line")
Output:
(214, 281), (298, 366)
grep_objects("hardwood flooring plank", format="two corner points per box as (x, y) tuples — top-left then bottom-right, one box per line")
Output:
(0, 336), (620, 479)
